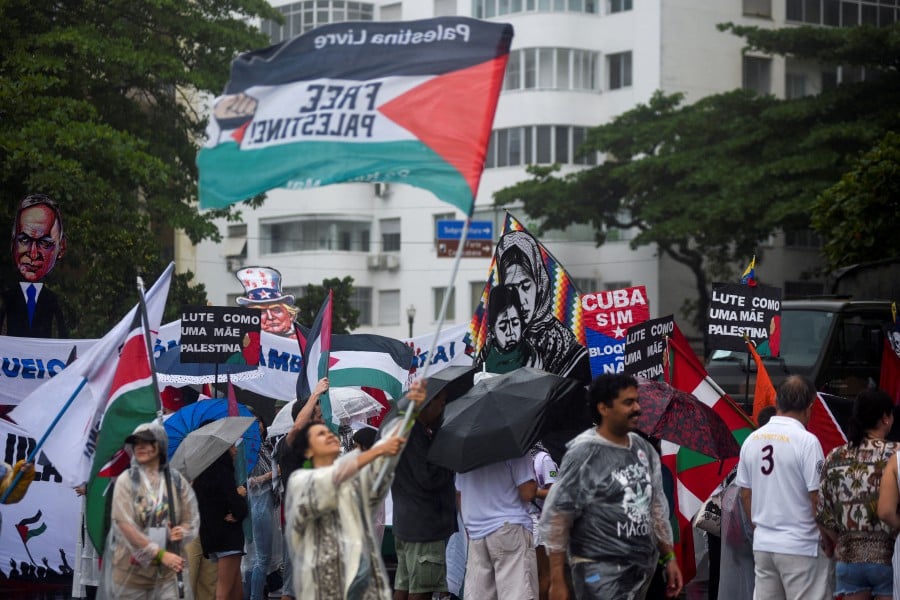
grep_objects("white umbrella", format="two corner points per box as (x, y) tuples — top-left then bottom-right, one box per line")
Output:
(169, 416), (256, 481)
(267, 387), (385, 438)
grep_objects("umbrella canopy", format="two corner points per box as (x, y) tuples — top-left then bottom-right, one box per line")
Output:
(268, 387), (387, 437)
(423, 365), (478, 406)
(164, 398), (261, 474)
(636, 378), (741, 459)
(427, 367), (580, 473)
(169, 416), (256, 481)
(156, 346), (263, 385)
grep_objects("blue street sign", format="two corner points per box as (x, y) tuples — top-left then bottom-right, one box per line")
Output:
(436, 220), (493, 240)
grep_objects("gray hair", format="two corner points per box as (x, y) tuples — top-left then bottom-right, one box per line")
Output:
(775, 375), (816, 414)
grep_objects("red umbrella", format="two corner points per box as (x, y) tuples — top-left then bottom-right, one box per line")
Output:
(636, 379), (741, 459)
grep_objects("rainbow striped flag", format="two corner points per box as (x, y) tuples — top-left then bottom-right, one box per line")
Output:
(466, 212), (584, 360)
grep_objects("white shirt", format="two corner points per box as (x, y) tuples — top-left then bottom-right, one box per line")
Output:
(455, 456), (535, 539)
(735, 415), (824, 557)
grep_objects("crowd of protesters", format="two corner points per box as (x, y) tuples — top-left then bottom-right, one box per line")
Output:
(67, 369), (900, 600)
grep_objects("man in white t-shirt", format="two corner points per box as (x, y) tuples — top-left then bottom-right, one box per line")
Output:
(735, 375), (832, 600)
(455, 456), (538, 599)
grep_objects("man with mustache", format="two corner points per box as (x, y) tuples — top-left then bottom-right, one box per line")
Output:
(0, 194), (68, 337)
(538, 374), (683, 600)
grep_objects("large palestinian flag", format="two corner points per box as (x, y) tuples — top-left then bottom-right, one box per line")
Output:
(197, 17), (513, 215)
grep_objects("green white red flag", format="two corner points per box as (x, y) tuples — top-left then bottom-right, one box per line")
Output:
(197, 17), (513, 216)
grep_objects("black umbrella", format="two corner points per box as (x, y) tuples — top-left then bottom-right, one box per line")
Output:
(427, 367), (580, 473)
(423, 365), (479, 406)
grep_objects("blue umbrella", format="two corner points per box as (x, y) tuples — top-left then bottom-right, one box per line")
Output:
(164, 398), (261, 475)
(156, 346), (263, 385)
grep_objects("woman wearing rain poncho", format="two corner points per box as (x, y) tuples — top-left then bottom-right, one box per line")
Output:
(283, 380), (426, 599)
(98, 422), (199, 600)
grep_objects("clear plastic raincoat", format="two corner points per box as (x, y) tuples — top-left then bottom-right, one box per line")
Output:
(98, 424), (199, 600)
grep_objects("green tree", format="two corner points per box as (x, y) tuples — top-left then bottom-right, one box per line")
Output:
(494, 23), (900, 331)
(812, 131), (900, 270)
(0, 0), (280, 337)
(295, 276), (361, 334)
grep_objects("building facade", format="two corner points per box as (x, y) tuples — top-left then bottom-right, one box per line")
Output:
(183, 0), (868, 338)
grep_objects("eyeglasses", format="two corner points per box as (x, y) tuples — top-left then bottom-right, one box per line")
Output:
(15, 233), (56, 251)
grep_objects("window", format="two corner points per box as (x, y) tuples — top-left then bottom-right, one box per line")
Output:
(380, 218), (401, 252)
(224, 224), (247, 258)
(743, 0), (771, 17)
(742, 56), (771, 95)
(473, 0), (599, 15)
(380, 2), (402, 20)
(603, 281), (632, 290)
(784, 281), (825, 299)
(485, 126), (599, 168)
(378, 290), (400, 326)
(607, 51), (632, 90)
(350, 287), (373, 326)
(260, 218), (370, 253)
(504, 48), (601, 92)
(261, 1), (375, 44)
(573, 278), (600, 293)
(785, 73), (807, 99)
(471, 281), (487, 314)
(608, 0), (632, 13)
(434, 0), (457, 16)
(433, 286), (456, 321)
(784, 229), (823, 248)
(786, 0), (895, 26)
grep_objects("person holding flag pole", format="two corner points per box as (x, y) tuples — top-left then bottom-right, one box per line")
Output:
(97, 275), (199, 600)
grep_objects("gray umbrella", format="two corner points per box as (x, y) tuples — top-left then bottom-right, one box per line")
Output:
(169, 416), (256, 480)
(427, 367), (580, 473)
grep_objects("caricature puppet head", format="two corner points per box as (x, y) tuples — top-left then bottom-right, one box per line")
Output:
(11, 194), (66, 283)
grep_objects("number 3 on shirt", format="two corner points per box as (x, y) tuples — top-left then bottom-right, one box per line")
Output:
(760, 444), (774, 475)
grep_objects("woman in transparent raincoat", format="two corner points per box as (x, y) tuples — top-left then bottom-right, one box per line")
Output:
(283, 380), (426, 600)
(98, 421), (199, 600)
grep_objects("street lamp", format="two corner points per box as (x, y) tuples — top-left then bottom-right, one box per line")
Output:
(407, 304), (416, 338)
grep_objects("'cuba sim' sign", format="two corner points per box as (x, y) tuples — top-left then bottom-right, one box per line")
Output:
(581, 286), (650, 377)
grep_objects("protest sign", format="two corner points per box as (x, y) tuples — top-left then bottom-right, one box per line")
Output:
(582, 286), (650, 376)
(624, 315), (675, 380)
(707, 283), (782, 354)
(180, 306), (261, 364)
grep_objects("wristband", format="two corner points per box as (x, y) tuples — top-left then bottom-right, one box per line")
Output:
(659, 551), (675, 566)
(156, 549), (166, 564)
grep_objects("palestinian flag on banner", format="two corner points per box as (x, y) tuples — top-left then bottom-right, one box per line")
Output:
(197, 17), (513, 216)
(85, 311), (159, 553)
(663, 325), (755, 584)
(466, 211), (584, 358)
(16, 510), (47, 542)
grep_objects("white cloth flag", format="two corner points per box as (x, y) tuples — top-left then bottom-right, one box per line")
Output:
(9, 263), (174, 486)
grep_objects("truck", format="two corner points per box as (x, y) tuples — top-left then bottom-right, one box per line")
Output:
(706, 299), (893, 412)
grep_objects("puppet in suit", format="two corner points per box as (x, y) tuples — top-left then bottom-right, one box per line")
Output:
(0, 194), (68, 338)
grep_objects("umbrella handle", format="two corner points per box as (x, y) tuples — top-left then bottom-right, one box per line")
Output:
(162, 465), (185, 599)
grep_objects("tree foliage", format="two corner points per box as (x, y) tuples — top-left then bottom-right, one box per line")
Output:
(812, 131), (900, 269)
(295, 276), (361, 334)
(494, 23), (900, 330)
(0, 0), (280, 337)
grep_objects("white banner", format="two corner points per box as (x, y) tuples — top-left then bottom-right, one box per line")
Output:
(0, 337), (98, 408)
(0, 418), (80, 584)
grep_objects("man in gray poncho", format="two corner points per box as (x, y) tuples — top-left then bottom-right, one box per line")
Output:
(539, 374), (683, 600)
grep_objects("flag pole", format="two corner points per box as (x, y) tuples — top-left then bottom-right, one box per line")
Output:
(372, 216), (473, 490)
(137, 276), (185, 599)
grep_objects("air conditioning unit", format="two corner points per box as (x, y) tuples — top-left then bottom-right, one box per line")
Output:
(226, 257), (244, 272)
(366, 254), (382, 270)
(374, 182), (390, 198)
(384, 254), (400, 271)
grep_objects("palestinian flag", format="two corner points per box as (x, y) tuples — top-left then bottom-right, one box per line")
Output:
(296, 327), (414, 404)
(466, 212), (585, 358)
(197, 17), (513, 216)
(663, 325), (755, 584)
(300, 292), (335, 431)
(85, 311), (159, 553)
(16, 510), (47, 542)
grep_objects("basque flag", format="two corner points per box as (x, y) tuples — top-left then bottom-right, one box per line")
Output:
(198, 17), (513, 215)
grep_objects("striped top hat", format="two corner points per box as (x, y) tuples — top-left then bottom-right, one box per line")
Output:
(235, 266), (295, 306)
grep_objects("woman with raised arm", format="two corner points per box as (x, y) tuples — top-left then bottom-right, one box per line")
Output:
(284, 380), (426, 600)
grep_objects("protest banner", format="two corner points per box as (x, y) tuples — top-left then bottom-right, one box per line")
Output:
(707, 282), (782, 354)
(624, 315), (675, 380)
(179, 306), (261, 364)
(582, 286), (650, 376)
